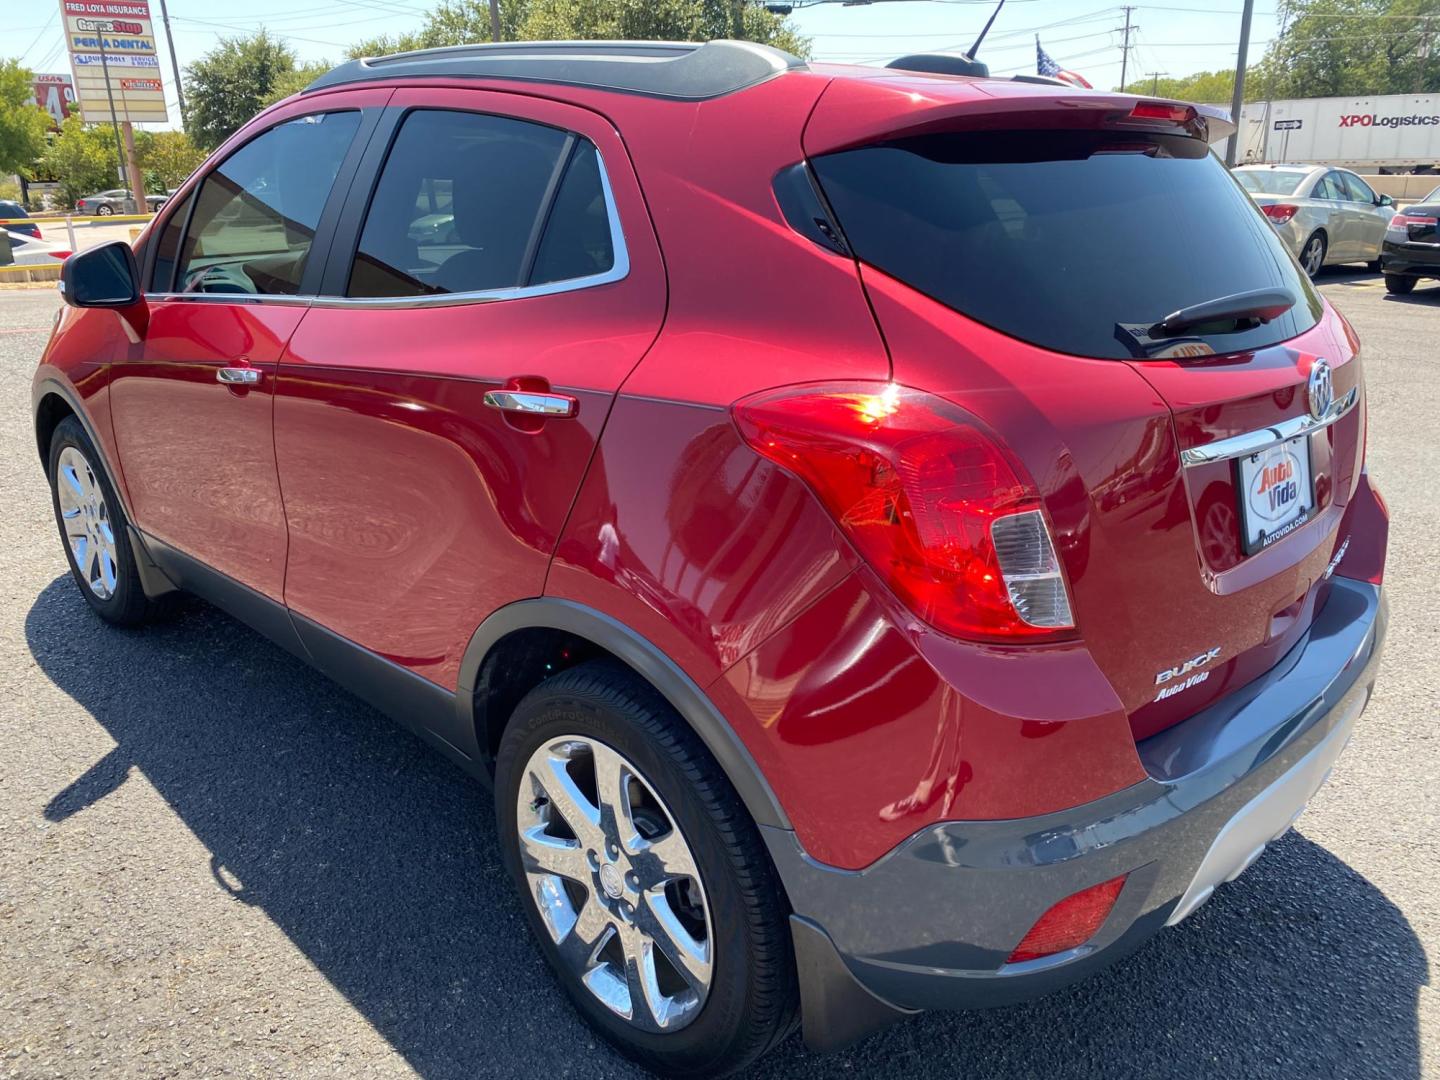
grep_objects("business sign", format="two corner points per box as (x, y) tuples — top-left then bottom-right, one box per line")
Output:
(27, 73), (76, 127)
(59, 0), (168, 124)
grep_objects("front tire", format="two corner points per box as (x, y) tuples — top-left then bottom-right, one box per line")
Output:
(1300, 231), (1327, 278)
(1385, 274), (1416, 295)
(47, 416), (154, 625)
(496, 660), (797, 1077)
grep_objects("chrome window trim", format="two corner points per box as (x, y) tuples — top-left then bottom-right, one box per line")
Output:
(146, 143), (630, 310)
(1179, 385), (1359, 467)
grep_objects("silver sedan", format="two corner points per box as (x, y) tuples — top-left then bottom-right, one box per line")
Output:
(1233, 164), (1397, 278)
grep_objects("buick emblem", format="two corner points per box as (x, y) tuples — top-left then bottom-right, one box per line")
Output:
(1307, 359), (1334, 421)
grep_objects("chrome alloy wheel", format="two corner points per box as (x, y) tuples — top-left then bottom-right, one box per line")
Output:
(56, 446), (118, 600)
(1302, 235), (1325, 277)
(516, 736), (713, 1032)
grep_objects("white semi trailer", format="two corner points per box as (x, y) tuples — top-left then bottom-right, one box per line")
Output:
(1231, 94), (1440, 172)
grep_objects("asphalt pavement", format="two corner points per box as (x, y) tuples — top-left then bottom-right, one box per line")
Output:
(1, 274), (1437, 1079)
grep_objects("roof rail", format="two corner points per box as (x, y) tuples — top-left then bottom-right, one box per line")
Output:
(304, 39), (805, 101)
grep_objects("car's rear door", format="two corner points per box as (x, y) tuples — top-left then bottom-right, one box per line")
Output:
(272, 89), (665, 724)
(1338, 170), (1390, 259)
(113, 91), (386, 607)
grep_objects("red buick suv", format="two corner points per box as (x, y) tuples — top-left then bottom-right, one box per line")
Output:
(33, 40), (1389, 1077)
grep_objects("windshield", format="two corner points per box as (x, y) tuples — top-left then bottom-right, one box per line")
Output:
(1423, 185), (1440, 205)
(813, 130), (1322, 361)
(1234, 170), (1309, 196)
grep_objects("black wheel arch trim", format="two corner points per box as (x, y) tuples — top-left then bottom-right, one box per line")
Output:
(456, 597), (792, 832)
(34, 375), (136, 525)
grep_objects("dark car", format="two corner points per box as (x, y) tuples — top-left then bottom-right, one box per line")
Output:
(34, 40), (1389, 1077)
(1380, 184), (1440, 294)
(0, 200), (41, 239)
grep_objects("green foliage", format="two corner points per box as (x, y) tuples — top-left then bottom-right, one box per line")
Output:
(37, 116), (120, 208)
(0, 58), (53, 176)
(133, 129), (208, 191)
(261, 62), (334, 108)
(185, 30), (299, 151)
(346, 0), (809, 60)
(1120, 0), (1440, 99)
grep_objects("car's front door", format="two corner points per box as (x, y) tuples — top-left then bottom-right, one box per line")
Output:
(111, 94), (385, 601)
(271, 90), (666, 715)
(1338, 170), (1389, 260)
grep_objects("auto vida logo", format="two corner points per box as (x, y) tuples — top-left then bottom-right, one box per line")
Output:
(1339, 113), (1440, 128)
(1154, 646), (1222, 701)
(1308, 358), (1334, 421)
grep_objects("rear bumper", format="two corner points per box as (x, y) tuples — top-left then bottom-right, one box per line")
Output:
(1381, 239), (1440, 277)
(767, 575), (1386, 1048)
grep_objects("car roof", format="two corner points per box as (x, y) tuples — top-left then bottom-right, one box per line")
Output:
(306, 40), (804, 101)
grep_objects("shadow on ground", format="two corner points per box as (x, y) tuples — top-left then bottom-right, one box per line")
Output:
(25, 577), (1428, 1080)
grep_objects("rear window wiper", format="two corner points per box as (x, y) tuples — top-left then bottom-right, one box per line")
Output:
(1115, 288), (1296, 358)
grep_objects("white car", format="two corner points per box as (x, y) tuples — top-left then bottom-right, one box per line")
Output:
(3, 228), (72, 266)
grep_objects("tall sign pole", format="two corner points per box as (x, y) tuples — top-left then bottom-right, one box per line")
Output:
(96, 33), (131, 199)
(1226, 0), (1256, 167)
(156, 0), (185, 122)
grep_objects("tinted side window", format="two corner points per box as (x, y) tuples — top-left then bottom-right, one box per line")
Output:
(813, 130), (1321, 361)
(1313, 174), (1343, 200)
(531, 140), (615, 285)
(150, 190), (193, 292)
(347, 110), (613, 298)
(174, 112), (360, 296)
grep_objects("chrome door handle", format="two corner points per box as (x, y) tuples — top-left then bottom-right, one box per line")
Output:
(217, 367), (261, 386)
(483, 389), (578, 418)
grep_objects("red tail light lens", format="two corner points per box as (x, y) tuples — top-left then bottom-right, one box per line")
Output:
(732, 382), (1074, 641)
(1390, 214), (1438, 228)
(49, 250), (72, 260)
(1262, 203), (1299, 224)
(1008, 874), (1128, 963)
(1129, 101), (1195, 125)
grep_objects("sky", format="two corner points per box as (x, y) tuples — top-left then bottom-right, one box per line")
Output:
(13, 0), (1284, 129)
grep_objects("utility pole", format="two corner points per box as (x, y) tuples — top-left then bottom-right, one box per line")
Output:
(95, 34), (130, 203)
(1226, 0), (1256, 167)
(156, 0), (186, 124)
(1118, 6), (1135, 92)
(487, 0), (502, 43)
(1146, 71), (1165, 95)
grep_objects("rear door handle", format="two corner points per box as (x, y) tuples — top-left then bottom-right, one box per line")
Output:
(217, 367), (261, 386)
(483, 389), (578, 418)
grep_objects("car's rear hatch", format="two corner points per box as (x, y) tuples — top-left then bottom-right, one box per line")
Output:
(803, 74), (1366, 739)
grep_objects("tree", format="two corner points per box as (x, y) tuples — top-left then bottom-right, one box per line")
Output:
(348, 0), (809, 61)
(37, 116), (119, 209)
(261, 62), (333, 108)
(134, 129), (207, 191)
(0, 59), (52, 176)
(185, 30), (298, 151)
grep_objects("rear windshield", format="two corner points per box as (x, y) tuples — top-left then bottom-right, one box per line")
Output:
(812, 131), (1322, 361)
(0, 201), (26, 217)
(1234, 169), (1309, 196)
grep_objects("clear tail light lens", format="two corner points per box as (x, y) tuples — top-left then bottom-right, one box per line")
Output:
(731, 382), (1075, 642)
(1262, 203), (1298, 224)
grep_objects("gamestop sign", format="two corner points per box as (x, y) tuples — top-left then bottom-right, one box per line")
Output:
(58, 0), (167, 124)
(1339, 112), (1440, 128)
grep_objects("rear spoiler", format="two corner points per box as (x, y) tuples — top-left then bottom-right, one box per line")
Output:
(1195, 104), (1237, 146)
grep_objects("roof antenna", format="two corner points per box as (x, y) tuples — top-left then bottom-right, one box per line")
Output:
(967, 0), (1007, 62)
(886, 0), (1006, 78)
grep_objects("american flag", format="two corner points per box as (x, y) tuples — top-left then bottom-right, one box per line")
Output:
(1036, 37), (1093, 89)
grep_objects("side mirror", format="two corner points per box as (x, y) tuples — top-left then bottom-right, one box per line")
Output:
(1379, 194), (1394, 207)
(60, 241), (142, 308)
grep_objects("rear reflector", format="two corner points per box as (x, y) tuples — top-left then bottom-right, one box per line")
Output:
(732, 382), (1076, 641)
(1008, 874), (1127, 963)
(1262, 203), (1299, 225)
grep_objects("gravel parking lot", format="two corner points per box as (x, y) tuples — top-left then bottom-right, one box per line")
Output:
(1, 274), (1437, 1079)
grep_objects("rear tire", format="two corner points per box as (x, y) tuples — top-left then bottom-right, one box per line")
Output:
(47, 416), (156, 626)
(97, 204), (113, 216)
(1300, 231), (1327, 279)
(495, 660), (797, 1077)
(1385, 274), (1416, 295)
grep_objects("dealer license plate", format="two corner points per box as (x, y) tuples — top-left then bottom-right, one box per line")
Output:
(1237, 435), (1314, 554)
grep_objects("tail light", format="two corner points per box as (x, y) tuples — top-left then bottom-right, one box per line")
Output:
(49, 251), (72, 260)
(732, 382), (1075, 641)
(1129, 101), (1195, 125)
(1008, 874), (1127, 963)
(1262, 204), (1299, 224)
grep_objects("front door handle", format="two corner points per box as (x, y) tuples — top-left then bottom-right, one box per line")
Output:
(483, 389), (578, 418)
(217, 367), (261, 386)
